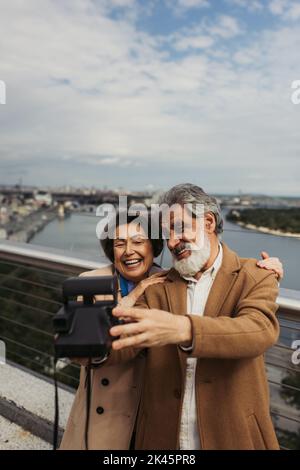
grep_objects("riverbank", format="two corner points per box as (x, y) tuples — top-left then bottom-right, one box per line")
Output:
(6, 207), (69, 243)
(235, 221), (300, 239)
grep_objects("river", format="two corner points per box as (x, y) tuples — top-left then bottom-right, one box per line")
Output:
(29, 211), (300, 290)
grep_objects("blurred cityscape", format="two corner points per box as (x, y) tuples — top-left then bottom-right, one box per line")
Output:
(1, 183), (300, 450)
(1, 183), (300, 244)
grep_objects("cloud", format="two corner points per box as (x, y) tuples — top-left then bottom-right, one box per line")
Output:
(226, 0), (263, 11)
(0, 0), (299, 194)
(174, 34), (215, 51)
(285, 3), (300, 20)
(109, 0), (136, 6)
(269, 0), (300, 19)
(269, 0), (289, 15)
(175, 0), (210, 8)
(169, 14), (243, 52)
(166, 0), (210, 16)
(208, 14), (243, 38)
(75, 155), (141, 167)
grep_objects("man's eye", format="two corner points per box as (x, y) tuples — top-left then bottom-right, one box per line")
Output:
(174, 223), (183, 234)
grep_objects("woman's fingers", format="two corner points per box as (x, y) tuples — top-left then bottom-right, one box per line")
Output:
(148, 271), (169, 279)
(144, 275), (167, 286)
(256, 256), (284, 280)
(147, 276), (167, 285)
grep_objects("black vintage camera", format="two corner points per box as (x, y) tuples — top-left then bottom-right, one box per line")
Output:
(53, 275), (120, 359)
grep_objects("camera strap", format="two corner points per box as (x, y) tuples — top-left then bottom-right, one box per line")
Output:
(53, 355), (59, 451)
(53, 356), (93, 451)
(85, 358), (92, 450)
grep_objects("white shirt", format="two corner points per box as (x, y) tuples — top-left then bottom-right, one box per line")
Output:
(179, 244), (223, 450)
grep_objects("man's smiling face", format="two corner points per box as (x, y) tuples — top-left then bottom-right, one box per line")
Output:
(166, 205), (211, 277)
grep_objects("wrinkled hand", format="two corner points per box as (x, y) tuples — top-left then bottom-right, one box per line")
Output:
(110, 306), (192, 350)
(119, 271), (168, 308)
(256, 251), (284, 281)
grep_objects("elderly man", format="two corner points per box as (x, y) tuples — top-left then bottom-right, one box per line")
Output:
(107, 183), (280, 450)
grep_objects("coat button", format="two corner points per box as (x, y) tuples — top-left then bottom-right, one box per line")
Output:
(96, 406), (104, 414)
(173, 389), (181, 399)
(101, 378), (109, 386)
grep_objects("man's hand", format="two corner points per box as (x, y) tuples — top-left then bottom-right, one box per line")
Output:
(110, 306), (192, 350)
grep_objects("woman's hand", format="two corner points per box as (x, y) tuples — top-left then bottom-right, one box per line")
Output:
(118, 271), (168, 308)
(256, 251), (284, 281)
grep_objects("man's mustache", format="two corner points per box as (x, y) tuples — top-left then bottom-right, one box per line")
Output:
(171, 242), (189, 256)
(172, 241), (204, 257)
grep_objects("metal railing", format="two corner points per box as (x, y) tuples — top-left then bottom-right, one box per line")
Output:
(0, 239), (299, 449)
(0, 240), (109, 389)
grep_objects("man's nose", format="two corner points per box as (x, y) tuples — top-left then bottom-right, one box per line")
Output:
(167, 236), (180, 251)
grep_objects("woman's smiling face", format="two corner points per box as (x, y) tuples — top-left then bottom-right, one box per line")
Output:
(113, 223), (154, 282)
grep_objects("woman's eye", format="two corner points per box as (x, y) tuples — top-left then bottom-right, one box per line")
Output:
(114, 242), (125, 248)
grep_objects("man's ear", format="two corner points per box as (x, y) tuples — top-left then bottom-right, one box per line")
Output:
(205, 212), (216, 234)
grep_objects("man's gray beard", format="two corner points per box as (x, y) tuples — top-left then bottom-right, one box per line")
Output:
(173, 236), (211, 278)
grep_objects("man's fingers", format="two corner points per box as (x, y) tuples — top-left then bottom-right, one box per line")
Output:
(260, 251), (269, 259)
(113, 306), (147, 319)
(121, 317), (136, 324)
(110, 322), (144, 337)
(112, 333), (148, 350)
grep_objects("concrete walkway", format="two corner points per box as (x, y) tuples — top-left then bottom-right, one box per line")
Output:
(0, 415), (51, 450)
(0, 362), (76, 450)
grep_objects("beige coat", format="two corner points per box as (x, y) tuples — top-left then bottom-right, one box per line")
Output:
(103, 243), (280, 450)
(59, 265), (145, 450)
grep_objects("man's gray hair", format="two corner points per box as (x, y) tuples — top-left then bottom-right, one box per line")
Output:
(160, 183), (224, 235)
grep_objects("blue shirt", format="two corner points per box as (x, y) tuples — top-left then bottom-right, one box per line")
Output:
(119, 274), (136, 297)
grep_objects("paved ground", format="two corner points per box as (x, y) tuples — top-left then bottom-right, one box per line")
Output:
(0, 363), (75, 425)
(0, 415), (51, 450)
(0, 362), (75, 450)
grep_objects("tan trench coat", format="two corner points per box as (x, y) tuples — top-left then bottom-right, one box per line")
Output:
(60, 265), (145, 450)
(102, 243), (280, 450)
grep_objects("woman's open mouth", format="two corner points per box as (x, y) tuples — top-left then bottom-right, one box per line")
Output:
(122, 258), (143, 269)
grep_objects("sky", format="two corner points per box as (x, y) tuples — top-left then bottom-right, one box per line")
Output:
(0, 0), (299, 195)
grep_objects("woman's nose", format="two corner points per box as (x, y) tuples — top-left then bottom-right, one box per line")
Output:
(124, 241), (135, 255)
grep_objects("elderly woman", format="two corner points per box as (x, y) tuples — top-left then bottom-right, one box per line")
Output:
(60, 209), (283, 450)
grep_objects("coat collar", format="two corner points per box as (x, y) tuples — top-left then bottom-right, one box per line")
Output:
(163, 242), (241, 378)
(164, 242), (241, 318)
(203, 242), (241, 318)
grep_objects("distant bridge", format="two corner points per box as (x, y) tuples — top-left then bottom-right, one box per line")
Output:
(0, 186), (151, 205)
